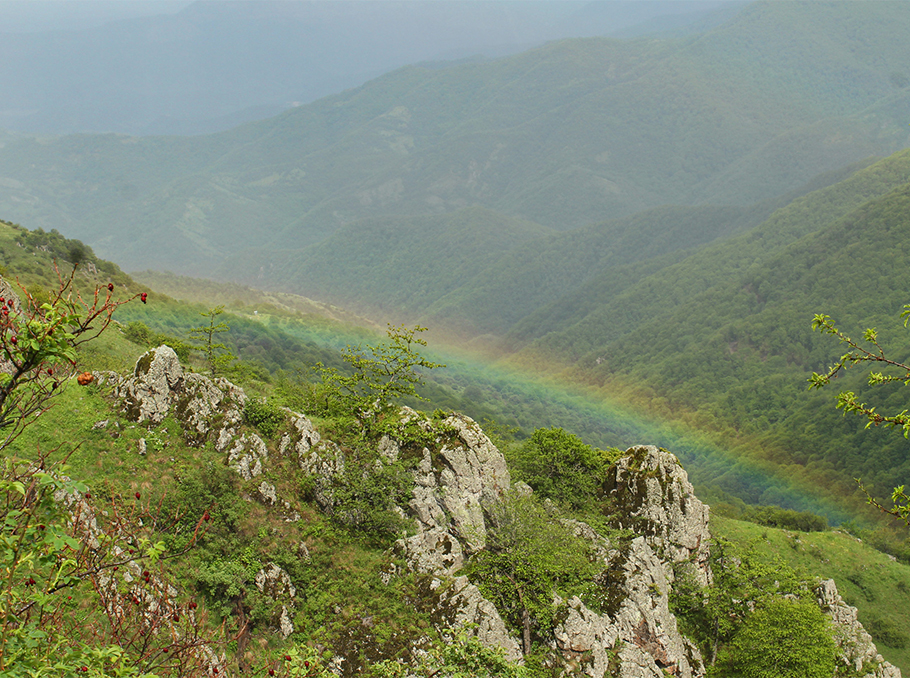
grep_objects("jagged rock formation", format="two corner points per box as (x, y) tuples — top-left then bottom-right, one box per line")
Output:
(116, 346), (246, 445)
(549, 447), (711, 678)
(114, 346), (295, 520)
(816, 579), (902, 678)
(108, 349), (900, 678)
(605, 446), (712, 587)
(285, 405), (521, 660)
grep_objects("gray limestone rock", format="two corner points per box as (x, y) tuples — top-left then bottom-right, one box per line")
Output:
(255, 563), (297, 600)
(605, 446), (712, 586)
(816, 579), (902, 678)
(553, 535), (704, 678)
(435, 576), (523, 662)
(226, 433), (268, 480)
(396, 527), (465, 575)
(259, 481), (278, 505)
(116, 346), (247, 451)
(176, 373), (245, 446)
(116, 345), (184, 424)
(278, 605), (295, 639)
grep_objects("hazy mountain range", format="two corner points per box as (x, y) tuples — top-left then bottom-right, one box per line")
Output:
(0, 0), (734, 135)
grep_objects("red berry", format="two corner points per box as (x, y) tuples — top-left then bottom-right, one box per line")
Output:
(113, 566), (118, 572)
(135, 492), (141, 500)
(107, 283), (114, 292)
(304, 662), (309, 668)
(269, 670), (275, 677)
(203, 511), (210, 522)
(284, 656), (291, 662)
(46, 368), (52, 375)
(84, 493), (91, 499)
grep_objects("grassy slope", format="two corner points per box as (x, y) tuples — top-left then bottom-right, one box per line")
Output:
(713, 515), (910, 673)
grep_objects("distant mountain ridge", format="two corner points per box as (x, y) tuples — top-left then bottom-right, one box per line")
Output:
(0, 1), (908, 279)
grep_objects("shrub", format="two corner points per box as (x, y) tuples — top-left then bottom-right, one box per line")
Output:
(712, 598), (836, 678)
(244, 397), (285, 438)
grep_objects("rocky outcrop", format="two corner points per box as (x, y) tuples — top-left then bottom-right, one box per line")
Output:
(816, 579), (902, 678)
(116, 345), (185, 424)
(116, 346), (246, 443)
(434, 576), (523, 662)
(553, 533), (704, 678)
(115, 346), (291, 516)
(605, 446), (712, 586)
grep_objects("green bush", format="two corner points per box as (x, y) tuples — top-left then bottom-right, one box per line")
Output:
(863, 612), (909, 649)
(712, 598), (836, 678)
(746, 505), (828, 532)
(244, 397), (285, 438)
(507, 427), (619, 513)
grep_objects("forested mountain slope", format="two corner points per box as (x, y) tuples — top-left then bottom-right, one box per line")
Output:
(0, 1), (908, 277)
(504, 149), (910, 512)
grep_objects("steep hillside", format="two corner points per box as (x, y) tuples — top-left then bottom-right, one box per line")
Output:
(504, 148), (910, 512)
(0, 1), (908, 276)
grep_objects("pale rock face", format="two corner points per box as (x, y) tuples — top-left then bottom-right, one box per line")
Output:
(255, 563), (297, 600)
(435, 576), (523, 662)
(396, 527), (465, 575)
(176, 374), (245, 446)
(259, 481), (278, 505)
(278, 606), (295, 639)
(115, 346), (246, 447)
(605, 446), (712, 586)
(553, 536), (704, 678)
(226, 433), (268, 480)
(116, 345), (184, 424)
(816, 579), (902, 678)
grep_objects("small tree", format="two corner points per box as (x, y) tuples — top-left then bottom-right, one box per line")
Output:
(809, 306), (910, 522)
(467, 492), (595, 655)
(316, 324), (443, 430)
(189, 305), (235, 376)
(509, 427), (618, 513)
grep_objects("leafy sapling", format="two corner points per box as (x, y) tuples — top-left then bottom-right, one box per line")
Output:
(809, 306), (910, 524)
(189, 305), (236, 376)
(316, 324), (443, 430)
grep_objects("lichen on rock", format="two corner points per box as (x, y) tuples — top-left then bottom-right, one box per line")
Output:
(816, 579), (902, 678)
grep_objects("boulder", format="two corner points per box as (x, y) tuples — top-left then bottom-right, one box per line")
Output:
(116, 345), (184, 424)
(435, 576), (523, 662)
(116, 346), (247, 448)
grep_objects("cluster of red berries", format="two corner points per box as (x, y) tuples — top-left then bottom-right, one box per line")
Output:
(140, 292), (148, 304)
